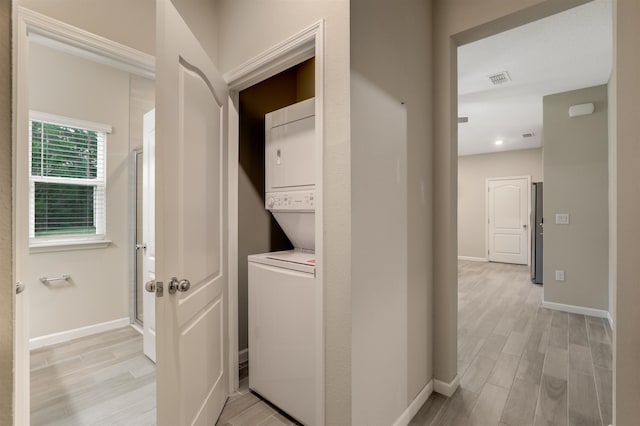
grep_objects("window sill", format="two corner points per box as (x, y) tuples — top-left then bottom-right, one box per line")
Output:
(29, 239), (112, 254)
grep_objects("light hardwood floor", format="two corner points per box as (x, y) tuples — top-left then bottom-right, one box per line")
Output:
(30, 328), (296, 425)
(31, 260), (611, 426)
(30, 326), (156, 426)
(410, 260), (613, 426)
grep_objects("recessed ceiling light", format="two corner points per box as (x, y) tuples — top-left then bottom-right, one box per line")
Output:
(495, 140), (504, 145)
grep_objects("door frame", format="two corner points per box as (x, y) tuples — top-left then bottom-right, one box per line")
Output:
(12, 7), (155, 422)
(485, 175), (531, 266)
(131, 148), (143, 327)
(222, 20), (326, 426)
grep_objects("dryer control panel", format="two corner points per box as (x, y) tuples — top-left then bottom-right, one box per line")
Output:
(266, 190), (315, 211)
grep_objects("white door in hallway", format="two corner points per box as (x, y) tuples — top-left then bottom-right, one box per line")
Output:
(155, 0), (229, 424)
(487, 176), (530, 265)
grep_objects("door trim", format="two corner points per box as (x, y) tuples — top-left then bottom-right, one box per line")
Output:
(131, 149), (143, 326)
(12, 8), (156, 423)
(485, 175), (531, 266)
(223, 20), (326, 426)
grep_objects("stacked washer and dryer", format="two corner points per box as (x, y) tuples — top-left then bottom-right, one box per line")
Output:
(248, 97), (318, 426)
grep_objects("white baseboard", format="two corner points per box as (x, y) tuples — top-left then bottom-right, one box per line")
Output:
(542, 301), (609, 319)
(130, 322), (143, 335)
(239, 348), (248, 364)
(30, 317), (130, 350)
(457, 256), (487, 262)
(434, 374), (459, 397)
(393, 380), (433, 426)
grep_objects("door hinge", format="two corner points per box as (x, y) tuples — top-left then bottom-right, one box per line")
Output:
(488, 249), (490, 255)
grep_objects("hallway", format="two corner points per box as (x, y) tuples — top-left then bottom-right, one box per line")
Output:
(410, 260), (612, 426)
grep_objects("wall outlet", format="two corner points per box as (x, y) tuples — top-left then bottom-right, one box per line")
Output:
(555, 270), (565, 281)
(555, 213), (570, 225)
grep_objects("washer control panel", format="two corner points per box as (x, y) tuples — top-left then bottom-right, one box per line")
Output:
(266, 190), (315, 211)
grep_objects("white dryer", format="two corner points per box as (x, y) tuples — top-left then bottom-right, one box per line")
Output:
(248, 97), (318, 425)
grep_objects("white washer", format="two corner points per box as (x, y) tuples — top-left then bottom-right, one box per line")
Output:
(248, 250), (317, 426)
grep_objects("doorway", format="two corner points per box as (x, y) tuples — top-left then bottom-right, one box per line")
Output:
(13, 8), (156, 424)
(452, 2), (612, 424)
(225, 21), (325, 425)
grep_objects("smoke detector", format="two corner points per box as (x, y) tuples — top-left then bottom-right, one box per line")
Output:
(488, 71), (511, 85)
(521, 132), (535, 138)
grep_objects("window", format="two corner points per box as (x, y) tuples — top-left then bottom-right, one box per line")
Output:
(29, 112), (111, 247)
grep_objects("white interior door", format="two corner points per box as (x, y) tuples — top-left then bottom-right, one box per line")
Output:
(155, 1), (229, 424)
(487, 177), (530, 265)
(142, 109), (156, 362)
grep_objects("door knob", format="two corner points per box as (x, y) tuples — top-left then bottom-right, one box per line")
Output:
(145, 280), (163, 297)
(168, 277), (191, 294)
(16, 281), (25, 295)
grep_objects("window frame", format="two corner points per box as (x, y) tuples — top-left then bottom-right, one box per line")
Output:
(28, 111), (112, 250)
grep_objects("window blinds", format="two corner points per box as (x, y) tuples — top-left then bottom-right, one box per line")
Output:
(29, 114), (109, 240)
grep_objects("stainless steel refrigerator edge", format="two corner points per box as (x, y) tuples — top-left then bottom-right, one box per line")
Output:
(531, 182), (543, 284)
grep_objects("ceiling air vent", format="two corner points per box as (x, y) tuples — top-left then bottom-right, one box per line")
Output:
(488, 71), (511, 85)
(521, 132), (535, 138)
(458, 116), (469, 124)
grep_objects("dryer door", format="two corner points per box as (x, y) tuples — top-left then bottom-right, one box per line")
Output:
(265, 98), (315, 192)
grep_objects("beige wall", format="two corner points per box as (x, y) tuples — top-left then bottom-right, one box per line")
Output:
(0, 0), (12, 424)
(28, 43), (132, 338)
(612, 1), (640, 423)
(171, 0), (217, 62)
(458, 148), (542, 259)
(216, 2), (351, 422)
(351, 0), (431, 423)
(17, 0), (155, 54)
(543, 85), (608, 311)
(237, 61), (312, 352)
(129, 75), (155, 152)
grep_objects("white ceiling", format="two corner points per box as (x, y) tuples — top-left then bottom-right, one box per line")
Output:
(457, 0), (612, 156)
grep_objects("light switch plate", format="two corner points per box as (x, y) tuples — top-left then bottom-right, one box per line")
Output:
(555, 213), (570, 225)
(555, 270), (565, 281)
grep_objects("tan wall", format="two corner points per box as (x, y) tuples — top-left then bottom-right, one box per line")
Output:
(129, 76), (155, 152)
(216, 2), (351, 422)
(0, 0), (13, 423)
(612, 0), (640, 423)
(28, 43), (132, 338)
(170, 0), (217, 63)
(237, 61), (312, 352)
(17, 0), (155, 54)
(351, 0), (432, 423)
(543, 85), (608, 311)
(458, 149), (543, 259)
(433, 0), (591, 387)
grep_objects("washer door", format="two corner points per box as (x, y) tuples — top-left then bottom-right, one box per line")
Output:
(248, 261), (316, 425)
